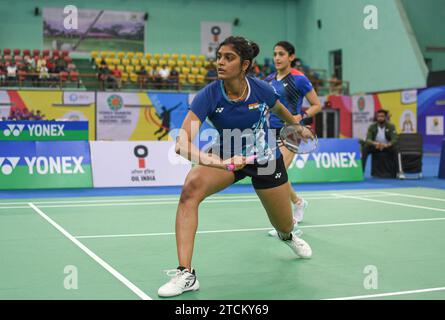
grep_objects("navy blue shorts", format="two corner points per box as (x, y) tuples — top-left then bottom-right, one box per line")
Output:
(233, 156), (288, 190)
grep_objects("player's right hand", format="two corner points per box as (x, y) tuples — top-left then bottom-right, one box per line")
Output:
(223, 156), (248, 171)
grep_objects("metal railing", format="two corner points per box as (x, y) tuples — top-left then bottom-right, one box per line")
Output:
(0, 72), (350, 95)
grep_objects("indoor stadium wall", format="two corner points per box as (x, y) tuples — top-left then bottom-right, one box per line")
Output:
(0, 0), (296, 64)
(293, 0), (428, 94)
(0, 0), (438, 94)
(401, 0), (445, 72)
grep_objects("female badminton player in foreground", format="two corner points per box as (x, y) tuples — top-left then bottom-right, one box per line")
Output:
(158, 36), (312, 298)
(265, 41), (321, 237)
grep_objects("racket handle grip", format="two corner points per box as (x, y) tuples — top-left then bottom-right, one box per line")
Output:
(226, 164), (236, 171)
(226, 155), (257, 171)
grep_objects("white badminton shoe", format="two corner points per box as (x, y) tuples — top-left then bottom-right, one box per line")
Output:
(294, 198), (308, 223)
(280, 232), (312, 259)
(158, 266), (200, 297)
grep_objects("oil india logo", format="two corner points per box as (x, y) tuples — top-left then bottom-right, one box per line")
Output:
(3, 124), (25, 137)
(0, 157), (20, 175)
(107, 95), (123, 111)
(134, 145), (148, 168)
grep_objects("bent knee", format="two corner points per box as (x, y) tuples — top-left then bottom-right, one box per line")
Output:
(179, 173), (206, 205)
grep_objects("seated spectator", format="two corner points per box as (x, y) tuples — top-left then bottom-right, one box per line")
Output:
(158, 65), (170, 89)
(45, 59), (58, 86)
(6, 62), (17, 85)
(25, 59), (38, 85)
(205, 64), (217, 83)
(306, 71), (322, 93)
(361, 109), (399, 176)
(295, 58), (304, 72)
(97, 65), (112, 89)
(39, 61), (50, 85)
(36, 56), (46, 72)
(55, 57), (67, 73)
(329, 74), (343, 95)
(169, 66), (179, 89)
(16, 63), (27, 85)
(111, 66), (122, 89)
(24, 56), (36, 70)
(21, 108), (32, 120)
(151, 67), (162, 89)
(34, 110), (44, 120)
(251, 62), (263, 79)
(137, 66), (148, 88)
(261, 64), (272, 78)
(0, 63), (6, 85)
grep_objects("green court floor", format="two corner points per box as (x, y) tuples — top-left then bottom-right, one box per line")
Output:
(1, 187), (445, 300)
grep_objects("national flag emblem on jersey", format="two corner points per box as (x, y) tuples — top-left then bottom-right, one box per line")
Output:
(248, 102), (260, 110)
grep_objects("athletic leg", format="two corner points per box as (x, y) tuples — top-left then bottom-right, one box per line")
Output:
(280, 146), (308, 224)
(158, 165), (235, 297)
(256, 184), (312, 258)
(176, 165), (235, 270)
(256, 183), (293, 234)
(280, 146), (300, 204)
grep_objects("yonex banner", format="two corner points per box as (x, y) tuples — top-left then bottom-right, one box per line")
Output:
(0, 141), (93, 189)
(236, 138), (363, 184)
(0, 121), (88, 141)
(287, 138), (363, 182)
(90, 141), (191, 187)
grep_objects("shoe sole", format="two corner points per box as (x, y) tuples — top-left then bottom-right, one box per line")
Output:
(158, 280), (200, 298)
(268, 229), (303, 237)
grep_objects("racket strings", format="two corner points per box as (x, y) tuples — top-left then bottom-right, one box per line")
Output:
(280, 125), (317, 154)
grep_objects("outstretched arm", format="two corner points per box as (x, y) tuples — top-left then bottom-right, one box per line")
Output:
(175, 111), (226, 169)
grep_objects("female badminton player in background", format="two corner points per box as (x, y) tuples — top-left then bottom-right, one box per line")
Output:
(158, 36), (312, 298)
(265, 41), (321, 237)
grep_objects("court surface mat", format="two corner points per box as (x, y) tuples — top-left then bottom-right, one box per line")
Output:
(1, 187), (444, 300)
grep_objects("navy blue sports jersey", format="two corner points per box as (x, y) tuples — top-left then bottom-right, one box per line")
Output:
(265, 68), (313, 129)
(189, 76), (280, 162)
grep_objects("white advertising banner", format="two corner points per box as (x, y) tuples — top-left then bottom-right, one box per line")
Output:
(96, 92), (143, 140)
(352, 95), (375, 140)
(426, 116), (444, 136)
(63, 92), (95, 105)
(201, 22), (232, 59)
(0, 90), (11, 119)
(90, 141), (191, 187)
(401, 89), (417, 104)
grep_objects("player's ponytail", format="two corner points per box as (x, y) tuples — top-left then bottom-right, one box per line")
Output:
(249, 41), (260, 60)
(217, 36), (260, 73)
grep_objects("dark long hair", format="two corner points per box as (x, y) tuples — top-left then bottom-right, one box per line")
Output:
(274, 41), (296, 67)
(217, 36), (260, 73)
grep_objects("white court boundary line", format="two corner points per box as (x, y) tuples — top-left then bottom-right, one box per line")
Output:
(381, 191), (445, 203)
(325, 286), (445, 300)
(334, 194), (445, 213)
(3, 190), (445, 209)
(28, 203), (152, 300)
(74, 216), (445, 239)
(0, 191), (396, 206)
(1, 193), (426, 210)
